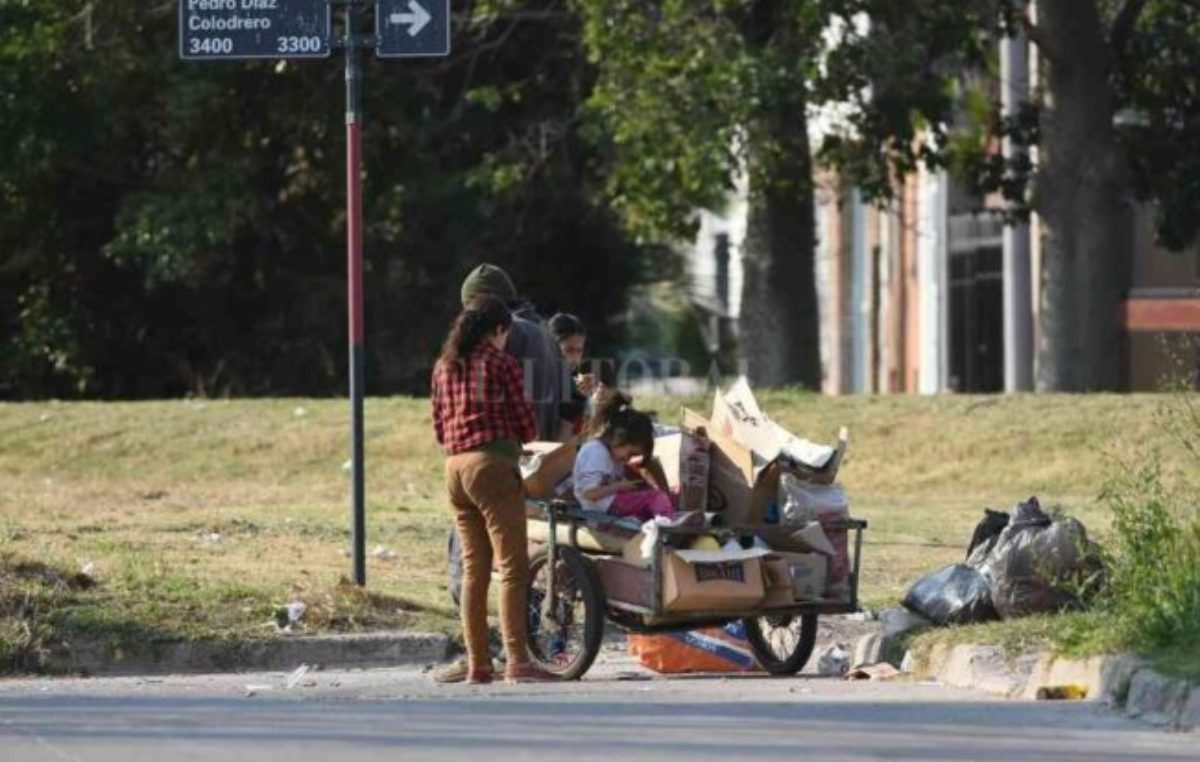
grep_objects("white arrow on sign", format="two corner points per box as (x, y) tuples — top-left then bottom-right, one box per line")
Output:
(388, 0), (432, 37)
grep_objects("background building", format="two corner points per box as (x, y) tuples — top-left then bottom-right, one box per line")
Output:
(686, 175), (1200, 393)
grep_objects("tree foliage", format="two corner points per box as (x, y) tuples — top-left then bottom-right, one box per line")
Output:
(575, 2), (827, 386)
(573, 1), (1003, 386)
(1115, 1), (1200, 250)
(5, 1), (1195, 397)
(823, 0), (1200, 253)
(576, 1), (824, 238)
(576, 1), (1005, 231)
(0, 0), (643, 398)
(796, 0), (1199, 390)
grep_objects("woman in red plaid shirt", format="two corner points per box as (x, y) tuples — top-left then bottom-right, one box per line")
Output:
(432, 296), (557, 684)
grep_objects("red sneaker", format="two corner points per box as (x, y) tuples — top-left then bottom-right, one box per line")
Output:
(466, 666), (494, 685)
(504, 662), (561, 684)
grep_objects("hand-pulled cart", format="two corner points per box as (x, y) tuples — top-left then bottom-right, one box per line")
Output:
(524, 500), (868, 679)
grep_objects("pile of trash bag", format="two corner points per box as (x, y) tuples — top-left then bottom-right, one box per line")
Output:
(903, 497), (1103, 626)
(902, 563), (998, 626)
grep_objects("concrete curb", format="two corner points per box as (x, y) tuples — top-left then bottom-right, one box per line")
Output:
(1125, 668), (1194, 727)
(1019, 653), (1145, 704)
(915, 643), (1040, 697)
(48, 632), (454, 677)
(907, 643), (1198, 732)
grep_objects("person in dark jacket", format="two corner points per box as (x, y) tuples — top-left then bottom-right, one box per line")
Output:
(460, 264), (565, 441)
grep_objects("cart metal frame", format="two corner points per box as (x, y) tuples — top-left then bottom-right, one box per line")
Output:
(527, 499), (868, 676)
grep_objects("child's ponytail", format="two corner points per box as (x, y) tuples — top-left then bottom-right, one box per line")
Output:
(594, 391), (654, 458)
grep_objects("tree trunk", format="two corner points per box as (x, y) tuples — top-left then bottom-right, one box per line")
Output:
(740, 149), (821, 389)
(1034, 1), (1133, 391)
(738, 3), (821, 390)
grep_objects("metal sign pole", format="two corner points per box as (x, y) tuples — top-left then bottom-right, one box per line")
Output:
(344, 1), (367, 587)
(179, 0), (450, 589)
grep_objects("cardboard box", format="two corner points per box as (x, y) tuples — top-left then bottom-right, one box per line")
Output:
(753, 525), (849, 602)
(654, 427), (711, 513)
(816, 513), (851, 599)
(711, 378), (779, 458)
(755, 522), (836, 556)
(683, 408), (778, 526)
(596, 548), (768, 614)
(774, 551), (828, 601)
(711, 378), (848, 485)
(520, 439), (579, 500)
(760, 556), (796, 608)
(662, 548), (768, 612)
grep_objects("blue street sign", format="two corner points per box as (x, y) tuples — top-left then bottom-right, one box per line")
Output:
(376, 0), (451, 58)
(179, 0), (332, 60)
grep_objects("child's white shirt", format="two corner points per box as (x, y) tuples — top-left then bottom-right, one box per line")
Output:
(573, 439), (625, 513)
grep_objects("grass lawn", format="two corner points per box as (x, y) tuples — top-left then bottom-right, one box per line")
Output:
(1, 393), (1196, 671)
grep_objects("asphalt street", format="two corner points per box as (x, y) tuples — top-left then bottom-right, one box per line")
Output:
(0, 649), (1193, 762)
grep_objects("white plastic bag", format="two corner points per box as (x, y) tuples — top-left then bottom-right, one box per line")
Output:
(817, 644), (851, 676)
(780, 474), (852, 599)
(780, 474), (849, 525)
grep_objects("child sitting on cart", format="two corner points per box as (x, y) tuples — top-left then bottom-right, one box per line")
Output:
(573, 393), (676, 522)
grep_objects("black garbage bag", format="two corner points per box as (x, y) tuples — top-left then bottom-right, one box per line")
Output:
(976, 497), (1102, 619)
(1008, 496), (1054, 530)
(966, 508), (1010, 567)
(902, 563), (999, 626)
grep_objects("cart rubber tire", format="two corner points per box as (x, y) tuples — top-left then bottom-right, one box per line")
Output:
(744, 614), (819, 676)
(526, 545), (606, 681)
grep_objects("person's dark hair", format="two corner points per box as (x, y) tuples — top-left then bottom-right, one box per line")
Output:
(594, 391), (654, 457)
(437, 296), (512, 373)
(548, 313), (586, 343)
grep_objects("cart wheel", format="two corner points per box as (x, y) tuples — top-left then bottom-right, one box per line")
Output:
(526, 545), (605, 681)
(744, 614), (818, 676)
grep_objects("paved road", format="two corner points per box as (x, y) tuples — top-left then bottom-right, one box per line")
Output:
(0, 653), (1193, 761)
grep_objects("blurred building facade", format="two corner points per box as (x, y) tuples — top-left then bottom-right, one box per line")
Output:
(685, 172), (1200, 393)
(685, 5), (1199, 394)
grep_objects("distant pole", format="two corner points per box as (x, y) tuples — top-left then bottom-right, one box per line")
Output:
(1002, 4), (1034, 392)
(345, 1), (367, 586)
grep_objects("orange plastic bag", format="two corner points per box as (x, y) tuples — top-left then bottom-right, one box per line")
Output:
(627, 622), (760, 674)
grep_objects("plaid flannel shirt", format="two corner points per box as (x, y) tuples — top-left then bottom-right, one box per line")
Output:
(432, 342), (538, 454)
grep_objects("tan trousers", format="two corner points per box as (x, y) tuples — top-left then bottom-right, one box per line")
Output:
(444, 450), (531, 671)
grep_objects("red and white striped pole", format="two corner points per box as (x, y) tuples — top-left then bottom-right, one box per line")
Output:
(344, 1), (367, 586)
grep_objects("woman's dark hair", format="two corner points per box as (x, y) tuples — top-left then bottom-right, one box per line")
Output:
(594, 391), (654, 457)
(549, 313), (586, 343)
(437, 296), (512, 372)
